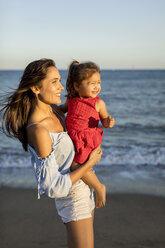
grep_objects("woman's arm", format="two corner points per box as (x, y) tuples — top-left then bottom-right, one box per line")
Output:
(28, 125), (102, 198)
(96, 99), (115, 128)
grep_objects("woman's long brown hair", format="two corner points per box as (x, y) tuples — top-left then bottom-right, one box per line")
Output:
(0, 59), (55, 151)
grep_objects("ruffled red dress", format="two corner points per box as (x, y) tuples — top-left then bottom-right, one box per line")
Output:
(66, 96), (103, 164)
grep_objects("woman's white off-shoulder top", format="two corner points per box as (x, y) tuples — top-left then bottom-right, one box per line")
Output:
(28, 131), (75, 199)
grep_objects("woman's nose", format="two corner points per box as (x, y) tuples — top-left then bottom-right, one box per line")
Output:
(59, 82), (64, 90)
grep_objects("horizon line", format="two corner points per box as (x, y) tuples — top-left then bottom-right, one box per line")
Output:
(0, 68), (165, 71)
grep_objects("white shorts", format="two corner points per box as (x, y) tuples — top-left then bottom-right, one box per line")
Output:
(55, 180), (95, 223)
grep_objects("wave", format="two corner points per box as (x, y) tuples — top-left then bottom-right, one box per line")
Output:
(100, 145), (165, 167)
(112, 123), (165, 130)
(0, 137), (165, 195)
(0, 144), (164, 169)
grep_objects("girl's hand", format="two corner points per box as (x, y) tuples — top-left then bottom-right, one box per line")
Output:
(88, 146), (103, 165)
(102, 115), (115, 128)
(108, 116), (115, 128)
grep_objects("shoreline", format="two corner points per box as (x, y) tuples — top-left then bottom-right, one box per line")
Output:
(1, 188), (165, 248)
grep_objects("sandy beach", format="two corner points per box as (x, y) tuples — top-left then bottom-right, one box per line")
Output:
(0, 188), (165, 248)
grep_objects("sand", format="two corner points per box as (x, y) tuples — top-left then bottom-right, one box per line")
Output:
(0, 188), (165, 248)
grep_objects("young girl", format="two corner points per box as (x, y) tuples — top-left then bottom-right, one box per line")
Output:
(60, 61), (115, 208)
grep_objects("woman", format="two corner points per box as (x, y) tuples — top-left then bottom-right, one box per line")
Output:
(0, 59), (102, 248)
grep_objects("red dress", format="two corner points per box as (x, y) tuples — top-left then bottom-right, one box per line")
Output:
(66, 96), (103, 164)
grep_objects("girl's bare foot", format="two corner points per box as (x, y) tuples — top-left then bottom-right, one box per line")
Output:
(95, 184), (106, 208)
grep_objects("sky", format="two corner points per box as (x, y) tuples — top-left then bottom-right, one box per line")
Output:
(0, 0), (165, 69)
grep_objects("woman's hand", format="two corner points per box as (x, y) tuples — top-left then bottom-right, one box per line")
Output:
(69, 147), (102, 185)
(88, 146), (103, 165)
(70, 147), (102, 171)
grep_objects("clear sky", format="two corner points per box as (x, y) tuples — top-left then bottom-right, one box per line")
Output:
(1, 0), (165, 69)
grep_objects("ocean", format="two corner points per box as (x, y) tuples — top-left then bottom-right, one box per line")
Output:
(0, 70), (165, 196)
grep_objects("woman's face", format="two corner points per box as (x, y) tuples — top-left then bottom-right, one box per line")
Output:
(38, 66), (64, 105)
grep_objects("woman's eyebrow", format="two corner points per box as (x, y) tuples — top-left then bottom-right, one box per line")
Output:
(49, 77), (61, 83)
(52, 77), (61, 81)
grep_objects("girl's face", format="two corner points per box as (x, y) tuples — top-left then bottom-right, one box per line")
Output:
(75, 72), (101, 98)
(37, 66), (64, 105)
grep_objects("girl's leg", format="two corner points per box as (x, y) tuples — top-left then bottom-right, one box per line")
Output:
(65, 217), (94, 248)
(71, 161), (106, 208)
(82, 169), (106, 208)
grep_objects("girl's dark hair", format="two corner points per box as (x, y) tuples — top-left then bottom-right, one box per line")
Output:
(0, 58), (56, 151)
(66, 61), (100, 99)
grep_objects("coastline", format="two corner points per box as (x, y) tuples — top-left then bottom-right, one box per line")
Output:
(1, 188), (165, 248)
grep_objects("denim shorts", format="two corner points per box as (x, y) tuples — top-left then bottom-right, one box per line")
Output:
(55, 180), (95, 223)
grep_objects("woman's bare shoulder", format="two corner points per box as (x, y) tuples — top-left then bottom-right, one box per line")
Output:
(27, 124), (52, 158)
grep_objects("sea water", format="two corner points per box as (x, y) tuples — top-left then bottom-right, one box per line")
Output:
(0, 70), (165, 196)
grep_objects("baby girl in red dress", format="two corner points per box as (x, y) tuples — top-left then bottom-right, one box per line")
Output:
(60, 61), (115, 208)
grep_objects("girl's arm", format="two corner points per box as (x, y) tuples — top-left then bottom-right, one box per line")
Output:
(58, 100), (68, 113)
(96, 99), (115, 128)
